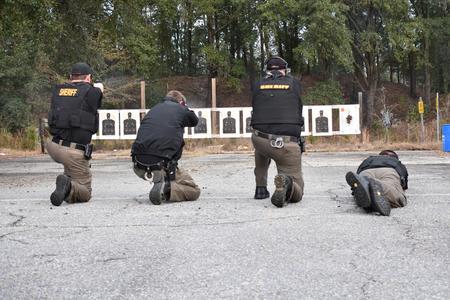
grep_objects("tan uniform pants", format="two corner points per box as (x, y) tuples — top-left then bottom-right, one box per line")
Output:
(134, 165), (200, 202)
(45, 140), (92, 203)
(252, 134), (304, 202)
(360, 168), (407, 208)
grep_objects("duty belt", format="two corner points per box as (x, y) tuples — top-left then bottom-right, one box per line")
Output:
(134, 161), (165, 172)
(253, 130), (299, 144)
(133, 156), (177, 181)
(52, 137), (86, 151)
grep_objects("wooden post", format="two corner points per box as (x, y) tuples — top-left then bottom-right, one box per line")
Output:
(140, 80), (146, 120)
(358, 92), (364, 143)
(436, 92), (440, 142)
(39, 118), (45, 154)
(211, 78), (217, 135)
(140, 81), (146, 109)
(420, 113), (425, 143)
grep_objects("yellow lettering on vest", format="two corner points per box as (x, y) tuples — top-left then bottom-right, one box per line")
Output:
(59, 88), (78, 96)
(260, 84), (290, 90)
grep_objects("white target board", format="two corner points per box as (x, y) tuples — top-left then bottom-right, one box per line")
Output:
(301, 106), (311, 136)
(92, 105), (360, 140)
(339, 104), (360, 134)
(120, 109), (140, 139)
(242, 107), (253, 137)
(95, 110), (120, 140)
(218, 108), (241, 137)
(311, 106), (333, 136)
(185, 108), (212, 139)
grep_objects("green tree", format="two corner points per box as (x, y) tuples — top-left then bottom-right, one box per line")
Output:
(343, 0), (413, 133)
(296, 0), (353, 77)
(411, 0), (450, 103)
(0, 0), (56, 131)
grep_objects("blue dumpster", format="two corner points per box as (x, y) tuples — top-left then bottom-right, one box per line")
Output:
(443, 124), (450, 152)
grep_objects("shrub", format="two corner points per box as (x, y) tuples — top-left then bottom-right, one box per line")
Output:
(303, 80), (344, 105)
(20, 127), (38, 150)
(0, 128), (14, 148)
(406, 104), (420, 122)
(0, 96), (32, 133)
(0, 126), (37, 150)
(147, 81), (167, 108)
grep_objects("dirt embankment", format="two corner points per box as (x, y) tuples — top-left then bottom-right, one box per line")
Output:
(103, 74), (427, 113)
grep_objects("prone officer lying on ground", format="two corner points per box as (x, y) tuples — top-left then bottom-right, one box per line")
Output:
(46, 62), (103, 206)
(131, 90), (201, 204)
(345, 150), (409, 216)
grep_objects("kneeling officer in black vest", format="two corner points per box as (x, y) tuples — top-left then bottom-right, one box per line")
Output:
(251, 56), (305, 207)
(131, 90), (201, 204)
(46, 63), (103, 206)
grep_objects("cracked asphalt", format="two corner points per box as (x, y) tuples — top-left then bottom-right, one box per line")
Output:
(1, 151), (449, 299)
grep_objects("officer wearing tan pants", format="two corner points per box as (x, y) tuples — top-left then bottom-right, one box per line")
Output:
(131, 90), (200, 205)
(133, 166), (200, 202)
(346, 150), (408, 216)
(252, 133), (304, 205)
(250, 56), (304, 207)
(46, 140), (92, 202)
(359, 168), (407, 208)
(46, 63), (102, 206)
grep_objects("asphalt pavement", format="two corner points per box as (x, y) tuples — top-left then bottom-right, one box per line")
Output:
(1, 151), (449, 299)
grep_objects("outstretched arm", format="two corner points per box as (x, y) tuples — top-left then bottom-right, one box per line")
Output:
(183, 109), (199, 127)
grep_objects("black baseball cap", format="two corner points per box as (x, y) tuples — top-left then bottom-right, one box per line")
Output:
(71, 62), (93, 75)
(266, 56), (288, 70)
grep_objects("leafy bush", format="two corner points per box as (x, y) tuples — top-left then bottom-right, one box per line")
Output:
(303, 80), (344, 105)
(0, 96), (32, 133)
(406, 104), (421, 122)
(224, 61), (247, 92)
(20, 127), (38, 150)
(147, 81), (167, 108)
(203, 46), (247, 92)
(0, 127), (37, 150)
(0, 128), (13, 148)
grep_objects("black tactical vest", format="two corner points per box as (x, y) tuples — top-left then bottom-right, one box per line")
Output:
(48, 83), (97, 134)
(251, 75), (301, 125)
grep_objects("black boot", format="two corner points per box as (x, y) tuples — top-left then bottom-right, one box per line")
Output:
(254, 186), (270, 199)
(149, 170), (170, 205)
(367, 178), (391, 216)
(271, 174), (293, 208)
(345, 172), (371, 208)
(50, 174), (71, 206)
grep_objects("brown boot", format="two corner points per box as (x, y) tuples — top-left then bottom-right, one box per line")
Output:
(271, 174), (292, 208)
(345, 172), (371, 208)
(367, 178), (391, 216)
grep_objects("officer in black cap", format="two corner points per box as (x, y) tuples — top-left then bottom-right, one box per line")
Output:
(46, 62), (103, 206)
(250, 56), (304, 207)
(345, 150), (409, 216)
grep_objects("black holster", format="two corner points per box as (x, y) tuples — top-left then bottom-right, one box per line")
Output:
(167, 160), (178, 181)
(84, 144), (93, 160)
(298, 137), (306, 153)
